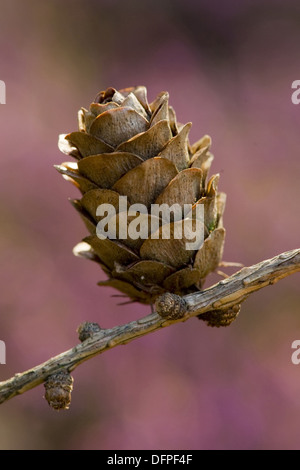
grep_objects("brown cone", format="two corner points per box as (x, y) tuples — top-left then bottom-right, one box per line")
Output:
(57, 86), (226, 304)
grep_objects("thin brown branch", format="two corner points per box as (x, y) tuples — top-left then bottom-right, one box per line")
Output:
(0, 248), (299, 406)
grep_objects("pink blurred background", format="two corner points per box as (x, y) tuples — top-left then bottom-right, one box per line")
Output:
(0, 0), (299, 450)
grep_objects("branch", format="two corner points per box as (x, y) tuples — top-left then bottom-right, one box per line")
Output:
(0, 248), (299, 408)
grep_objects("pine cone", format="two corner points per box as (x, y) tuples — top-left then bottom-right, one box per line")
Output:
(56, 86), (226, 305)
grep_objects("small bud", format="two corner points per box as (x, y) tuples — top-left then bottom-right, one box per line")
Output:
(77, 321), (101, 342)
(199, 304), (241, 327)
(44, 370), (74, 411)
(155, 292), (187, 320)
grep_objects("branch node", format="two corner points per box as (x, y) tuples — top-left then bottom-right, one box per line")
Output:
(77, 321), (101, 342)
(44, 370), (74, 411)
(212, 300), (222, 308)
(199, 304), (241, 328)
(155, 292), (188, 320)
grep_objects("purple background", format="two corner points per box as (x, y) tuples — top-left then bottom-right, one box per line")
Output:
(0, 0), (299, 450)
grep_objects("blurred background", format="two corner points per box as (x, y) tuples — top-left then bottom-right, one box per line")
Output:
(0, 0), (299, 450)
